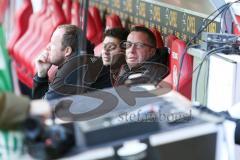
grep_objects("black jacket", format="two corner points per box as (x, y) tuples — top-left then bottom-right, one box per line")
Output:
(32, 54), (111, 100)
(115, 47), (169, 86)
(32, 53), (126, 100)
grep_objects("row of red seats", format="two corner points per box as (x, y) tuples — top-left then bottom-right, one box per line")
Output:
(7, 0), (193, 99)
(7, 0), (107, 88)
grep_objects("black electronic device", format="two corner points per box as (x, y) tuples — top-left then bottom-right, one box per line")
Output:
(27, 88), (225, 160)
(65, 91), (223, 160)
(76, 107), (161, 147)
(200, 32), (240, 52)
(23, 117), (75, 159)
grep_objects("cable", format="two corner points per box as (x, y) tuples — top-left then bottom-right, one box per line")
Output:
(175, 2), (237, 92)
(221, 4), (231, 33)
(205, 2), (231, 32)
(219, 2), (236, 33)
(221, 1), (240, 33)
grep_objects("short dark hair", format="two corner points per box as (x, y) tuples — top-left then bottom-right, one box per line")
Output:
(103, 28), (129, 42)
(130, 26), (156, 47)
(57, 24), (94, 54)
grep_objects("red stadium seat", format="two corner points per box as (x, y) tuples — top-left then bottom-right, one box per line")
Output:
(71, 1), (80, 26)
(71, 1), (97, 42)
(7, 0), (33, 57)
(162, 34), (178, 85)
(94, 42), (103, 57)
(12, 0), (47, 60)
(57, 0), (63, 4)
(233, 15), (240, 36)
(171, 39), (193, 99)
(150, 27), (164, 48)
(17, 0), (66, 88)
(62, 0), (72, 24)
(89, 6), (103, 45)
(165, 34), (178, 50)
(86, 11), (97, 42)
(15, 16), (50, 87)
(105, 14), (122, 29)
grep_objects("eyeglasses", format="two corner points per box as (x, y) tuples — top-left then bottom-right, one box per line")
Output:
(120, 41), (155, 49)
(103, 42), (118, 52)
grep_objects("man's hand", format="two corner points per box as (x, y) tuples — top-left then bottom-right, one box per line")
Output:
(35, 49), (52, 78)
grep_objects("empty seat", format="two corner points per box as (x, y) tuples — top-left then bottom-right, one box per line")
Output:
(71, 1), (97, 42)
(150, 27), (164, 48)
(86, 11), (97, 42)
(13, 0), (47, 60)
(171, 39), (193, 99)
(7, 0), (33, 57)
(105, 14), (122, 29)
(165, 35), (178, 52)
(89, 6), (103, 45)
(71, 1), (80, 26)
(233, 15), (240, 36)
(162, 34), (178, 85)
(62, 0), (72, 24)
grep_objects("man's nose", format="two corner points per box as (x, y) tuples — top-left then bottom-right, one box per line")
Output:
(103, 49), (110, 55)
(127, 45), (137, 54)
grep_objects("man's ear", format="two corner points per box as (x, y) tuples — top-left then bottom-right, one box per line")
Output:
(64, 46), (72, 57)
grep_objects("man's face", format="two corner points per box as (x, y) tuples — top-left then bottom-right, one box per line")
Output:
(47, 28), (66, 66)
(125, 31), (155, 68)
(101, 36), (122, 66)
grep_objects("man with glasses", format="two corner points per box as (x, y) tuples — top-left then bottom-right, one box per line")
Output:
(116, 26), (169, 85)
